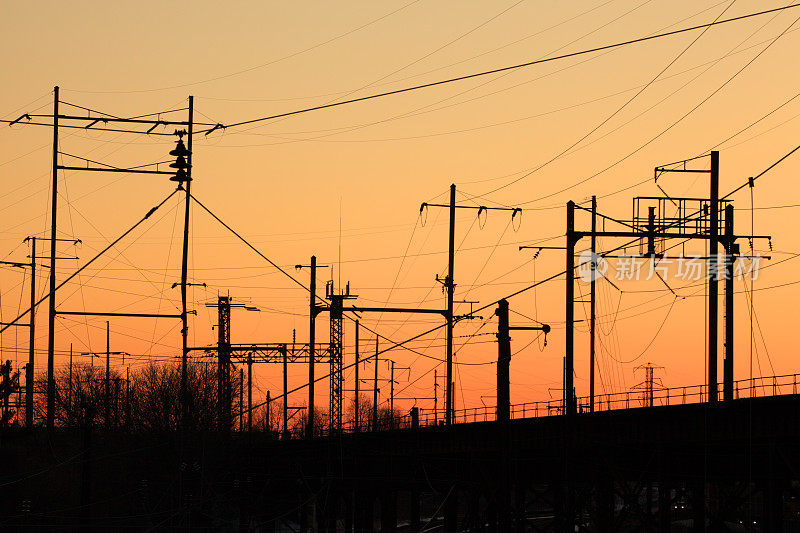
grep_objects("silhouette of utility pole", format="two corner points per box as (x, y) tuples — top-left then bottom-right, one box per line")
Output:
(178, 98), (194, 430)
(188, 326), (331, 437)
(2, 88), (197, 432)
(24, 237), (38, 426)
(247, 354), (253, 433)
(283, 344), (288, 437)
(0, 360), (19, 426)
(523, 196), (598, 413)
(68, 344), (73, 426)
(326, 280), (357, 434)
(216, 296), (232, 432)
(0, 248), (36, 427)
(420, 184), (521, 425)
(561, 152), (770, 414)
(39, 234), (82, 429)
(373, 337), (379, 430)
(590, 196), (597, 412)
(354, 321), (360, 432)
(495, 299), (550, 423)
(493, 299), (549, 533)
(265, 390), (271, 432)
(633, 363), (665, 407)
(434, 369), (439, 424)
(387, 361), (410, 430)
(205, 295), (259, 433)
(105, 322), (110, 426)
(724, 203), (736, 401)
(239, 368), (244, 432)
(295, 256), (329, 438)
(78, 323), (128, 428)
(390, 360), (395, 429)
(315, 281), (446, 433)
(300, 258), (456, 434)
(47, 86), (58, 433)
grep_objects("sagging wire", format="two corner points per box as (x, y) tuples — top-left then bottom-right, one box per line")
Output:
(477, 206), (487, 229)
(511, 208), (522, 232)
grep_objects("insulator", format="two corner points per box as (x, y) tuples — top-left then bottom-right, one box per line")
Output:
(169, 139), (189, 158)
(169, 155), (189, 170)
(170, 168), (191, 183)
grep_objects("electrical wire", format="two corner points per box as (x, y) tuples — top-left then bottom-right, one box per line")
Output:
(510, 9), (800, 207)
(0, 189), (180, 334)
(468, 0), (739, 201)
(194, 4), (800, 134)
(65, 1), (424, 95)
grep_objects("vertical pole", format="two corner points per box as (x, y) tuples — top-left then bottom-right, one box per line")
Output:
(708, 151), (719, 403)
(17, 365), (22, 426)
(46, 86), (59, 432)
(451, 381), (455, 419)
(724, 203), (734, 401)
(114, 378), (120, 427)
(247, 354), (252, 432)
(446, 183), (456, 425)
(265, 390), (271, 433)
(434, 369), (438, 425)
(283, 347), (288, 438)
(496, 299), (511, 424)
(239, 367), (243, 432)
(307, 255), (316, 438)
(180, 96), (194, 426)
(105, 321), (110, 427)
(1, 362), (8, 426)
(68, 343), (73, 426)
(125, 366), (130, 430)
(562, 357), (566, 413)
(354, 320), (360, 432)
(217, 296), (231, 432)
(390, 360), (395, 430)
(565, 201), (576, 415)
(373, 337), (378, 431)
(590, 196), (596, 413)
(26, 237), (35, 427)
(495, 303), (512, 531)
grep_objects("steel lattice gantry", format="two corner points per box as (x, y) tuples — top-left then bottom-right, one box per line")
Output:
(191, 340), (333, 432)
(328, 294), (345, 434)
(226, 343), (333, 365)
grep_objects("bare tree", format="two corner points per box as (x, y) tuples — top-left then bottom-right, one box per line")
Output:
(291, 406), (326, 438)
(29, 359), (406, 436)
(345, 393), (375, 431)
(128, 361), (227, 432)
(34, 364), (122, 427)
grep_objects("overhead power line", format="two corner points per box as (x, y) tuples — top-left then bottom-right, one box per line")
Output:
(64, 0), (424, 95)
(0, 190), (179, 335)
(196, 3), (800, 134)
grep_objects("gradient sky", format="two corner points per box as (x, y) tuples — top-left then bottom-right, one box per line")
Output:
(1, 0), (799, 417)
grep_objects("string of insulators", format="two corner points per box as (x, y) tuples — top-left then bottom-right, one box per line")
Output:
(169, 130), (190, 187)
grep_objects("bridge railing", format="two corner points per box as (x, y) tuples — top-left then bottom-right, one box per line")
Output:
(391, 373), (800, 429)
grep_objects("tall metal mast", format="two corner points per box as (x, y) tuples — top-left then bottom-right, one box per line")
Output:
(46, 86), (59, 432)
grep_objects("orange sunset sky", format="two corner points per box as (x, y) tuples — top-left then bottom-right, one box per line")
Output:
(1, 0), (799, 417)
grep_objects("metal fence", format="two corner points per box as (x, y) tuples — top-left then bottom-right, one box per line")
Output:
(392, 373), (800, 429)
